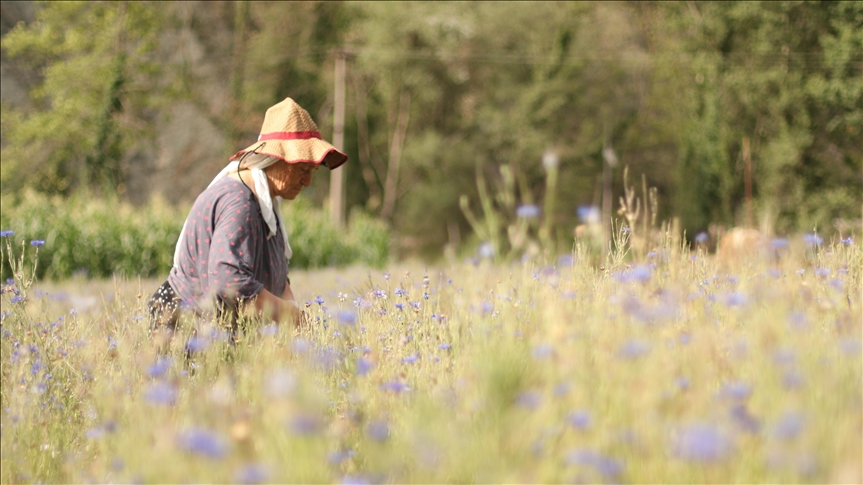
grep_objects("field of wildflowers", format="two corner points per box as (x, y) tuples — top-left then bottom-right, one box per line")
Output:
(1, 230), (860, 484)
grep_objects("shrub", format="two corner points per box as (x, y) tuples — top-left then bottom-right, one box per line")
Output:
(0, 191), (390, 280)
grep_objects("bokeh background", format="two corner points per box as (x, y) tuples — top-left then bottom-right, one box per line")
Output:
(2, 1), (861, 270)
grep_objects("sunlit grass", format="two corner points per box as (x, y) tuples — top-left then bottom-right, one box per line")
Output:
(1, 237), (860, 484)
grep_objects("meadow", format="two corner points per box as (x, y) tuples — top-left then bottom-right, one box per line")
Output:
(1, 233), (860, 484)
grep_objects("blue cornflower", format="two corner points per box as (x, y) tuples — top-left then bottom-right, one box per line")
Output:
(515, 391), (542, 410)
(617, 340), (650, 359)
(695, 232), (709, 244)
(840, 236), (854, 245)
(724, 292), (748, 307)
(234, 463), (270, 485)
(567, 410), (591, 430)
(144, 382), (177, 406)
(394, 288), (406, 296)
(0, 230), (12, 237)
(185, 336), (208, 353)
(410, 301), (421, 309)
(394, 303), (404, 310)
(771, 238), (789, 249)
(367, 420), (390, 441)
(353, 297), (365, 307)
(516, 204), (541, 219)
(478, 242), (495, 259)
(328, 449), (355, 465)
(379, 381), (409, 393)
(772, 412), (805, 440)
(438, 343), (451, 351)
(802, 233), (823, 247)
(576, 205), (600, 224)
(718, 381), (751, 401)
(374, 289), (386, 299)
(402, 354), (420, 364)
(11, 295), (23, 304)
(314, 296), (325, 305)
(729, 404), (761, 434)
(177, 427), (229, 459)
(564, 449), (623, 478)
(532, 344), (553, 360)
(337, 310), (357, 325)
(30, 240), (45, 247)
(356, 357), (373, 376)
(671, 423), (732, 462)
(289, 414), (322, 436)
(147, 357), (173, 378)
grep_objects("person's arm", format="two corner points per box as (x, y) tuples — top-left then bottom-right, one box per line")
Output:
(252, 288), (300, 325)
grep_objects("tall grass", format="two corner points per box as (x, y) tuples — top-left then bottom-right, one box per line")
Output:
(1, 229), (860, 483)
(0, 191), (390, 280)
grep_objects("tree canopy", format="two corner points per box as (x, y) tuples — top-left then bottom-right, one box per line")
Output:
(2, 1), (860, 259)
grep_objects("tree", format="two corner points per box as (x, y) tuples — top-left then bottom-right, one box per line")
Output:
(1, 1), (169, 196)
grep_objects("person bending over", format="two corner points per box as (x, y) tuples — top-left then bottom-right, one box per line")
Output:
(148, 97), (347, 341)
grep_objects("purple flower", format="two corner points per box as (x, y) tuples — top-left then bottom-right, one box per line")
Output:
(515, 391), (542, 410)
(356, 357), (373, 376)
(840, 237), (853, 245)
(328, 449), (355, 465)
(314, 296), (325, 305)
(11, 295), (23, 304)
(771, 238), (789, 249)
(814, 268), (831, 277)
(289, 413), (322, 436)
(724, 292), (748, 307)
(802, 233), (823, 247)
(30, 240), (45, 247)
(478, 242), (495, 259)
(616, 265), (651, 283)
(564, 448), (623, 478)
(292, 338), (311, 353)
(340, 475), (372, 485)
(516, 204), (541, 219)
(532, 344), (553, 360)
(264, 369), (296, 398)
(86, 427), (106, 439)
(234, 463), (270, 485)
(617, 340), (650, 359)
(695, 232), (709, 244)
(772, 412), (805, 440)
(0, 230), (13, 237)
(338, 310), (357, 325)
(147, 357), (173, 378)
(438, 343), (451, 351)
(184, 336), (208, 353)
(394, 303), (404, 310)
(567, 410), (591, 430)
(577, 206), (600, 224)
(394, 288), (406, 296)
(177, 427), (229, 459)
(367, 420), (390, 441)
(144, 382), (177, 406)
(729, 404), (761, 434)
(379, 381), (409, 393)
(402, 354), (419, 364)
(718, 381), (751, 401)
(671, 423), (732, 462)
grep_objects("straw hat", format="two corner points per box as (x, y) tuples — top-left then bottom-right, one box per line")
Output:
(230, 97), (347, 170)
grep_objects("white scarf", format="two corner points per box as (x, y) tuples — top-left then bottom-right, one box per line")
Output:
(172, 154), (292, 270)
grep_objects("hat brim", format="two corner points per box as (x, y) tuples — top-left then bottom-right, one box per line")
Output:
(230, 137), (347, 170)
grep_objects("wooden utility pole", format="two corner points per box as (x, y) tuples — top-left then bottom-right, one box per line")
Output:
(743, 136), (753, 228)
(330, 48), (346, 228)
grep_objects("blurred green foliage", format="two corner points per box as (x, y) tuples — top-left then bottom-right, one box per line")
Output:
(1, 1), (861, 260)
(0, 192), (390, 280)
